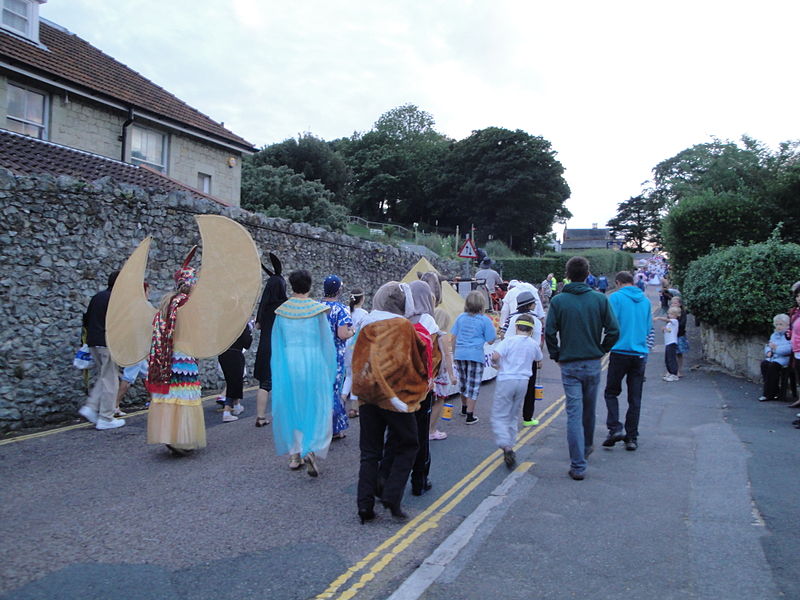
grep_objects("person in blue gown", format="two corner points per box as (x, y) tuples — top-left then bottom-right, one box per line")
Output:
(271, 269), (337, 476)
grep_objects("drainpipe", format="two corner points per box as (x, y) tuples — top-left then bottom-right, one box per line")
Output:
(119, 107), (134, 162)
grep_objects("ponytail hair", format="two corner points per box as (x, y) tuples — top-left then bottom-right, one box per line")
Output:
(349, 287), (364, 312)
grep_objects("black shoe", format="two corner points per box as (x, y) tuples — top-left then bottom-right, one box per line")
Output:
(381, 501), (408, 521)
(568, 469), (585, 481)
(503, 449), (517, 470)
(411, 477), (432, 496)
(602, 432), (625, 447)
(625, 439), (638, 451)
(358, 508), (376, 524)
(466, 415), (479, 424)
(584, 446), (594, 458)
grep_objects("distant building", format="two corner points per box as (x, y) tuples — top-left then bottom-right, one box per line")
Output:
(561, 224), (624, 250)
(0, 1), (254, 205)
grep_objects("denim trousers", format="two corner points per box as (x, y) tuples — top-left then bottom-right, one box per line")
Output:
(559, 358), (601, 473)
(665, 343), (678, 375)
(604, 352), (646, 440)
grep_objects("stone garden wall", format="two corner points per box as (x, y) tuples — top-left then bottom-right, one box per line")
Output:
(0, 170), (459, 432)
(699, 323), (764, 382)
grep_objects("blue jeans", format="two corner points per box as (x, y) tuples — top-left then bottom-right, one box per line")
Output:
(604, 352), (646, 440)
(560, 359), (602, 474)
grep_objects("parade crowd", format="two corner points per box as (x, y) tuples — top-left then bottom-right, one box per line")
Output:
(77, 234), (800, 522)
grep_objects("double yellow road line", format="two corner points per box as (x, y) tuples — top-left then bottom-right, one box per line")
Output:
(319, 353), (611, 600)
(315, 394), (567, 600)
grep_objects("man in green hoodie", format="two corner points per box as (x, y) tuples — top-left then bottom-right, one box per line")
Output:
(545, 256), (619, 480)
(602, 271), (652, 452)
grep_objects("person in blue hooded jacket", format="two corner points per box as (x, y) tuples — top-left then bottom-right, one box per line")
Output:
(602, 271), (653, 452)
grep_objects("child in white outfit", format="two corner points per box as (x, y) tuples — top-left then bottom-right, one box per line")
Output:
(490, 316), (543, 469)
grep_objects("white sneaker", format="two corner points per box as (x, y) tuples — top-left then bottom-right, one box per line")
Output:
(78, 406), (98, 424)
(96, 417), (125, 430)
(222, 412), (239, 422)
(232, 403), (244, 416)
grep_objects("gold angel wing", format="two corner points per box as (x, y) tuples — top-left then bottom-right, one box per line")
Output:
(174, 215), (262, 358)
(106, 237), (157, 367)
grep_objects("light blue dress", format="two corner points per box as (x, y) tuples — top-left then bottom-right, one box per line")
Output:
(270, 298), (337, 458)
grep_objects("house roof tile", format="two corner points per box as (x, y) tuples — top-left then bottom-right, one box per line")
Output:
(0, 128), (229, 205)
(0, 19), (254, 151)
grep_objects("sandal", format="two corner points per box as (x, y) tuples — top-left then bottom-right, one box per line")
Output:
(347, 409), (359, 418)
(255, 417), (269, 427)
(333, 432), (347, 440)
(288, 454), (304, 470)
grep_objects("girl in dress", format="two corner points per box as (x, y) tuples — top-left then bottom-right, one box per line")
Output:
(321, 275), (354, 439)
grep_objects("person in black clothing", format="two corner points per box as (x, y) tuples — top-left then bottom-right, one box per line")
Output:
(79, 271), (125, 430)
(253, 253), (287, 427)
(218, 322), (253, 422)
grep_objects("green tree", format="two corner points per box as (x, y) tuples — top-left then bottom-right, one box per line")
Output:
(251, 133), (352, 205)
(606, 195), (665, 251)
(435, 127), (571, 253)
(338, 104), (450, 223)
(241, 162), (348, 231)
(661, 190), (773, 278)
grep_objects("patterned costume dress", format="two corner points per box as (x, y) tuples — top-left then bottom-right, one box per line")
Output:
(146, 289), (206, 450)
(323, 300), (352, 435)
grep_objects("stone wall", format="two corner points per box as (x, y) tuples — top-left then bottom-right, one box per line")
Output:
(0, 171), (458, 433)
(699, 323), (764, 382)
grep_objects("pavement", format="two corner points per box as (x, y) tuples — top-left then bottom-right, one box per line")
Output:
(1, 289), (799, 600)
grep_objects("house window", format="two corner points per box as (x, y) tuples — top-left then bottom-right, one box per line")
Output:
(1, 0), (40, 41)
(197, 172), (211, 194)
(130, 125), (167, 172)
(6, 82), (46, 139)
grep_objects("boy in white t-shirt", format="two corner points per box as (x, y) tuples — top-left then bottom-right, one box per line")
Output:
(656, 306), (680, 382)
(490, 316), (543, 469)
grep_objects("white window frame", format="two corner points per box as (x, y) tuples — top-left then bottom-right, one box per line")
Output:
(1, 0), (43, 43)
(197, 172), (212, 194)
(6, 80), (48, 139)
(129, 124), (168, 173)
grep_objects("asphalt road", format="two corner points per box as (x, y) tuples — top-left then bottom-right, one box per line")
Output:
(2, 292), (798, 600)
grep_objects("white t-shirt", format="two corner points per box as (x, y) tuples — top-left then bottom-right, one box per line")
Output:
(663, 318), (679, 345)
(351, 307), (368, 332)
(506, 312), (543, 345)
(493, 334), (542, 381)
(501, 282), (545, 322)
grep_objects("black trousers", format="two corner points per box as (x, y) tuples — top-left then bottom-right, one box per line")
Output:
(665, 343), (678, 375)
(522, 362), (538, 422)
(358, 404), (418, 510)
(379, 394), (432, 492)
(604, 353), (646, 440)
(218, 348), (245, 402)
(761, 360), (783, 400)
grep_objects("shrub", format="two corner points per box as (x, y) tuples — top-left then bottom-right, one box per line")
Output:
(499, 257), (562, 283)
(683, 232), (800, 336)
(662, 190), (773, 283)
(499, 250), (633, 283)
(483, 240), (519, 259)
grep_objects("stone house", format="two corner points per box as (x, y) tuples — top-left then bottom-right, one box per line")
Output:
(0, 0), (254, 205)
(561, 224), (624, 250)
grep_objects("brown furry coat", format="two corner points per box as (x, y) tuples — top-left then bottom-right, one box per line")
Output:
(352, 317), (429, 413)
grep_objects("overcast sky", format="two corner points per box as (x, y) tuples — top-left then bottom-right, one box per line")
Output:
(43, 0), (800, 237)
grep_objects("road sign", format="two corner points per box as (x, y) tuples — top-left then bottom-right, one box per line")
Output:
(457, 237), (478, 259)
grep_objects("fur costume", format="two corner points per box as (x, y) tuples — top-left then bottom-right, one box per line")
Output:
(352, 318), (428, 413)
